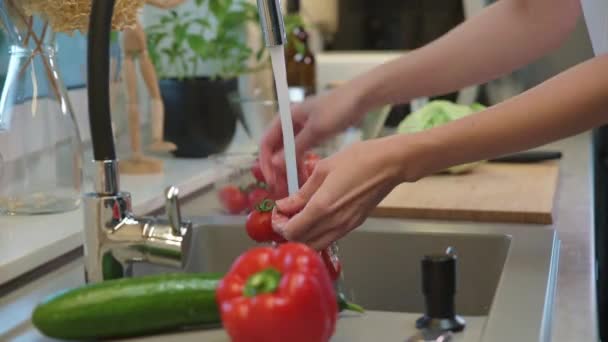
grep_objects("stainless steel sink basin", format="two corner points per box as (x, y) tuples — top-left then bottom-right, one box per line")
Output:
(134, 215), (559, 342)
(139, 217), (506, 315)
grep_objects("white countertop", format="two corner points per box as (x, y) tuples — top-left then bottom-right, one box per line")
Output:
(0, 126), (257, 285)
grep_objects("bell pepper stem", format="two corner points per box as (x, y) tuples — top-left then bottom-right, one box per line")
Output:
(342, 301), (365, 314)
(338, 292), (365, 313)
(244, 268), (282, 297)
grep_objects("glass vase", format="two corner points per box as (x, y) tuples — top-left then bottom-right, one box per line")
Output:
(0, 2), (83, 215)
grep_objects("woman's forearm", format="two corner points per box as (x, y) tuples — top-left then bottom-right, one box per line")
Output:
(394, 54), (608, 181)
(352, 0), (580, 111)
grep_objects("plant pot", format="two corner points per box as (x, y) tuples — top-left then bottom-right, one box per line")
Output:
(160, 77), (238, 158)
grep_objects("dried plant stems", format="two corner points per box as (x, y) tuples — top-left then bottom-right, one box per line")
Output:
(7, 0), (61, 101)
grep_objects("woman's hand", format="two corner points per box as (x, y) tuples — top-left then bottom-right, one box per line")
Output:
(271, 137), (415, 250)
(259, 85), (368, 196)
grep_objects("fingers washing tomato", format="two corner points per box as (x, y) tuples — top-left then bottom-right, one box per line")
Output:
(303, 152), (321, 179)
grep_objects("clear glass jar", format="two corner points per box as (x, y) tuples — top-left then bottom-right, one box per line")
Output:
(0, 3), (83, 215)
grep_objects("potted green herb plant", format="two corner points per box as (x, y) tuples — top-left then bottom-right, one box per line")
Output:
(146, 0), (267, 158)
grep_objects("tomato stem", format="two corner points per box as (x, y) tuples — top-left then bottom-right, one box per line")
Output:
(243, 268), (282, 297)
(256, 199), (275, 213)
(257, 181), (268, 189)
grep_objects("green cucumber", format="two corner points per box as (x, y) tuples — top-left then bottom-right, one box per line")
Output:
(32, 273), (223, 340)
(32, 273), (364, 340)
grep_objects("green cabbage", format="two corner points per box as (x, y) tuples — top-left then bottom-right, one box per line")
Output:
(397, 100), (487, 174)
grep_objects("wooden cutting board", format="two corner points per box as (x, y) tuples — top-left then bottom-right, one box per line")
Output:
(372, 161), (560, 224)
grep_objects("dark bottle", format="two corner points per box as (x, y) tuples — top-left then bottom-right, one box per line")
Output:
(285, 0), (316, 96)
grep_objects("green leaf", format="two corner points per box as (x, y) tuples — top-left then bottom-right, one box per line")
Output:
(145, 23), (165, 32)
(222, 11), (247, 27)
(173, 23), (188, 45)
(147, 32), (167, 58)
(218, 37), (240, 55)
(240, 46), (253, 58)
(160, 15), (172, 24)
(195, 0), (205, 6)
(209, 0), (223, 17)
(187, 35), (209, 58)
(194, 18), (211, 29)
(170, 40), (179, 53)
(284, 14), (306, 36)
(161, 48), (176, 63)
(223, 0), (234, 13)
(285, 14), (305, 28)
(294, 39), (306, 55)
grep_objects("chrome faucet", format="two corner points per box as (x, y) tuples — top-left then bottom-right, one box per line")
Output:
(82, 161), (192, 283)
(84, 0), (287, 283)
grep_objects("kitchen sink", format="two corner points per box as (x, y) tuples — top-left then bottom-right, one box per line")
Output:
(137, 217), (508, 316)
(132, 215), (559, 342)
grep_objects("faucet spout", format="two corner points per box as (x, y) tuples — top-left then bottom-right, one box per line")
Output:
(257, 0), (287, 47)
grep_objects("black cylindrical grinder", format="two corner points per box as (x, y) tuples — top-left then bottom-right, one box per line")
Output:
(416, 252), (466, 333)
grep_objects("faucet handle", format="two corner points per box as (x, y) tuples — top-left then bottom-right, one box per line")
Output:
(165, 186), (184, 236)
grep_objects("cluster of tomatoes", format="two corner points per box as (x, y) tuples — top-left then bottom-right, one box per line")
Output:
(217, 161), (273, 216)
(218, 152), (321, 216)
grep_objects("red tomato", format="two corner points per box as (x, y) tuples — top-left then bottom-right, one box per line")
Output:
(218, 185), (248, 215)
(305, 151), (321, 161)
(246, 200), (286, 243)
(303, 152), (321, 178)
(251, 159), (265, 183)
(320, 248), (342, 282)
(247, 186), (270, 211)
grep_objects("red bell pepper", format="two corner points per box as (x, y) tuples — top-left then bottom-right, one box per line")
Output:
(216, 243), (338, 342)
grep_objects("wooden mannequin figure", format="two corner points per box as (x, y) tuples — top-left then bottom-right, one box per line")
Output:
(120, 0), (185, 174)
